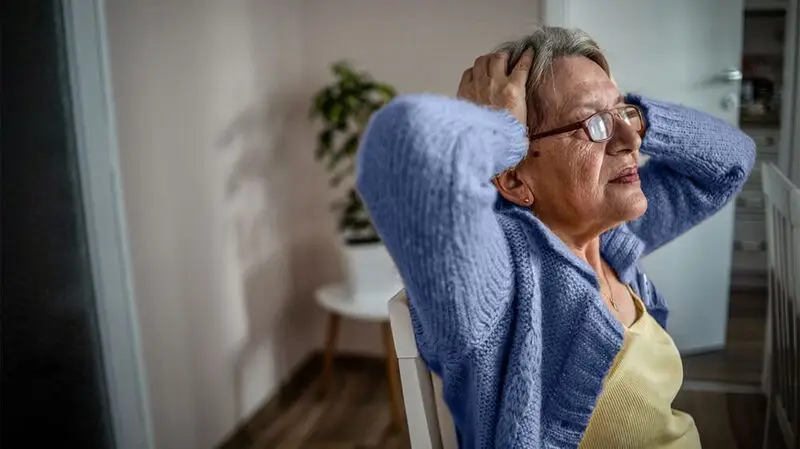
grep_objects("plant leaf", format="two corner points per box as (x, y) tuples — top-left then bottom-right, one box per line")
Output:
(315, 128), (334, 161)
(310, 60), (397, 235)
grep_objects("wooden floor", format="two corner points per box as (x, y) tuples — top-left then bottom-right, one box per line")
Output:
(231, 289), (777, 448)
(240, 357), (784, 449)
(683, 289), (768, 385)
(245, 358), (409, 449)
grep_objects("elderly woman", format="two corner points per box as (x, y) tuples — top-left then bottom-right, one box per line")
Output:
(356, 26), (755, 448)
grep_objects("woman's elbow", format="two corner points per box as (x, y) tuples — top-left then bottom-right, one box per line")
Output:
(740, 132), (757, 174)
(355, 100), (406, 201)
(718, 130), (756, 196)
(356, 95), (456, 202)
(730, 130), (756, 183)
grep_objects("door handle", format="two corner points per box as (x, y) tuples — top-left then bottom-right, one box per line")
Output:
(716, 67), (743, 83)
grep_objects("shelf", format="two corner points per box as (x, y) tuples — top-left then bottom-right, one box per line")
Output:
(737, 191), (765, 209)
(732, 247), (768, 273)
(740, 114), (781, 129)
(743, 127), (781, 151)
(735, 218), (767, 237)
(745, 1), (788, 13)
(741, 119), (781, 130)
(734, 240), (768, 251)
(730, 270), (768, 289)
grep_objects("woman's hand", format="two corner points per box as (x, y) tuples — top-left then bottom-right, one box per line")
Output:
(457, 49), (534, 126)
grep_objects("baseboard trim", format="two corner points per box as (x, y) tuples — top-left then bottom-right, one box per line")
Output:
(682, 380), (764, 394)
(216, 352), (322, 449)
(730, 284), (769, 294)
(679, 343), (725, 357)
(216, 351), (386, 449)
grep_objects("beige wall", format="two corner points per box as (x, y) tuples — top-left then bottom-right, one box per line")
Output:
(105, 0), (540, 447)
(301, 0), (541, 354)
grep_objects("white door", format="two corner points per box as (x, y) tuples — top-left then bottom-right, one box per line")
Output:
(545, 0), (745, 353)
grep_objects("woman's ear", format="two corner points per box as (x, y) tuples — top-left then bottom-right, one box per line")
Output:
(493, 167), (534, 207)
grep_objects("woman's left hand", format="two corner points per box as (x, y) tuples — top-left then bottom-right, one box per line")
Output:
(457, 49), (533, 126)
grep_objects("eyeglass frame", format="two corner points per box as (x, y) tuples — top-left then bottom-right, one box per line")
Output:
(527, 104), (647, 143)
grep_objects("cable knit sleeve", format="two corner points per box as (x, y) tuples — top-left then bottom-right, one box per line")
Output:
(355, 94), (529, 362)
(625, 95), (756, 255)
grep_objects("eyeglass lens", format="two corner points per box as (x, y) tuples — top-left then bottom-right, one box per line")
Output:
(586, 107), (643, 142)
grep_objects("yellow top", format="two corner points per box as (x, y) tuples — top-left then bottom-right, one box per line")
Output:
(579, 288), (701, 449)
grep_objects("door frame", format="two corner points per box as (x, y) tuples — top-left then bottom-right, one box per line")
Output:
(61, 1), (154, 448)
(543, 0), (799, 392)
(782, 0), (800, 183)
(543, 0), (798, 182)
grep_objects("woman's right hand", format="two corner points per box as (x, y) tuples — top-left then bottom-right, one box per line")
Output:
(456, 49), (534, 127)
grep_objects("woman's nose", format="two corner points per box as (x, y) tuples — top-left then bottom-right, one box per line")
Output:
(606, 119), (641, 155)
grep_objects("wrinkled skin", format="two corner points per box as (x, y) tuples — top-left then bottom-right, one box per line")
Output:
(495, 55), (647, 243)
(458, 53), (647, 325)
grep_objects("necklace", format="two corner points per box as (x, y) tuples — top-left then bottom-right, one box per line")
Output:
(600, 264), (619, 311)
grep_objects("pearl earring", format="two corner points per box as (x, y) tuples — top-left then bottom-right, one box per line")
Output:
(523, 197), (531, 204)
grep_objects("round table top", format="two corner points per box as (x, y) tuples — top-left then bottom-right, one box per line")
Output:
(315, 283), (400, 321)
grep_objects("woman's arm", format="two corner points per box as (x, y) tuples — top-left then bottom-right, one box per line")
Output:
(356, 93), (528, 362)
(625, 95), (756, 255)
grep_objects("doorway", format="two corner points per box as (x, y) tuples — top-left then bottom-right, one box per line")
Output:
(543, 0), (797, 389)
(683, 0), (794, 388)
(691, 0), (794, 388)
(3, 1), (115, 447)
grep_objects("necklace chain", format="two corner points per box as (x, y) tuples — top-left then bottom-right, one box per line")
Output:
(600, 264), (619, 311)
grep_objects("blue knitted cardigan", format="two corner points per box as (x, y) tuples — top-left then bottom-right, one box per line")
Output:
(355, 94), (755, 448)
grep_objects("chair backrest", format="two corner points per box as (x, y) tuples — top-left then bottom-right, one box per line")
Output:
(388, 290), (458, 449)
(762, 162), (800, 449)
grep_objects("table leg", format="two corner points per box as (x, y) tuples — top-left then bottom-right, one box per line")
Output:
(381, 322), (404, 431)
(321, 313), (341, 395)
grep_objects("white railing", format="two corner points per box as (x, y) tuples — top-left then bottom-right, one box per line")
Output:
(762, 162), (800, 449)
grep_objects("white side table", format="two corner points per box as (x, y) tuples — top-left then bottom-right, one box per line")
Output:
(315, 283), (405, 430)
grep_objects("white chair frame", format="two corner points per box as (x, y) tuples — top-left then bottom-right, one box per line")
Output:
(388, 290), (458, 449)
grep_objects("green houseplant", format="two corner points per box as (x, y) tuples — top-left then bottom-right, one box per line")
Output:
(310, 61), (397, 245)
(310, 61), (403, 298)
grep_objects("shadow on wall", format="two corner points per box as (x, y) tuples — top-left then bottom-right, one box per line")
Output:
(217, 88), (345, 421)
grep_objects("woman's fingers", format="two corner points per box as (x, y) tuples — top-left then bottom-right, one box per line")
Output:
(488, 52), (509, 79)
(475, 49), (532, 84)
(460, 67), (473, 84)
(459, 49), (531, 125)
(510, 49), (534, 86)
(472, 54), (491, 81)
(457, 68), (474, 98)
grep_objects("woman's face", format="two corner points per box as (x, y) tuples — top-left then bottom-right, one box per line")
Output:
(498, 55), (648, 238)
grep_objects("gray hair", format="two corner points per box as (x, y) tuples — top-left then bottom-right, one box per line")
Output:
(495, 26), (610, 132)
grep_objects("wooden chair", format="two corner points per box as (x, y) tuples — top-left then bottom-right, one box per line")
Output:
(388, 290), (458, 449)
(762, 162), (800, 449)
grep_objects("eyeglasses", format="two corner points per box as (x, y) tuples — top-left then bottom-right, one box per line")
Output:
(529, 105), (646, 143)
